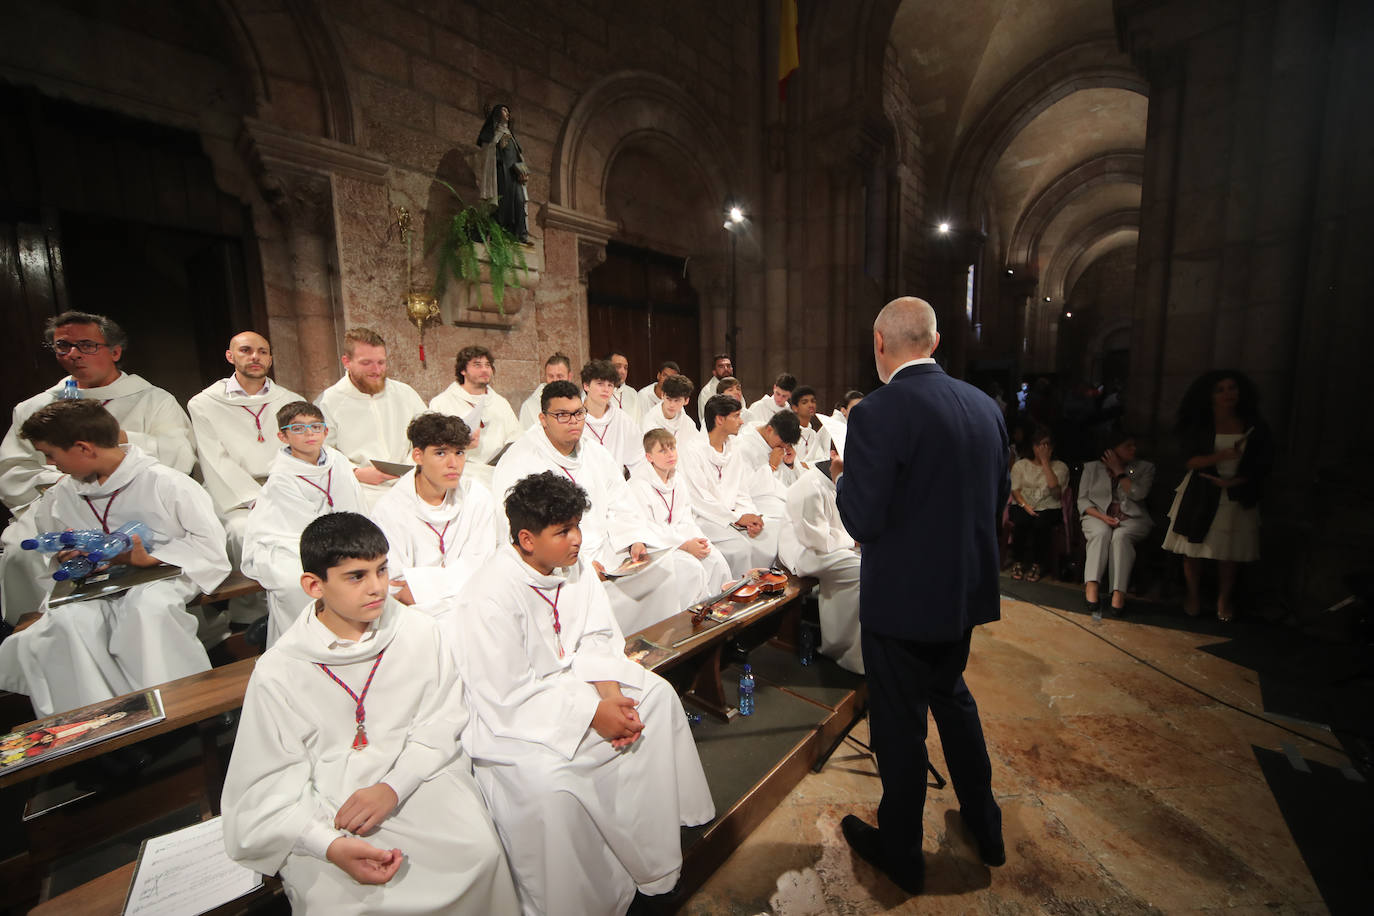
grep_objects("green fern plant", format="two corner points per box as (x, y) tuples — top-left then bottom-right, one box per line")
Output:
(428, 180), (528, 314)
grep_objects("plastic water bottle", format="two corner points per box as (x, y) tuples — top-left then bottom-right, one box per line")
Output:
(22, 529), (104, 552)
(86, 522), (156, 563)
(738, 664), (755, 717)
(59, 379), (81, 400)
(53, 555), (97, 581)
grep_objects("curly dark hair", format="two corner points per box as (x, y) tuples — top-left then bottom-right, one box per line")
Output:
(407, 412), (471, 451)
(454, 345), (494, 384)
(504, 471), (591, 542)
(1174, 369), (1261, 435)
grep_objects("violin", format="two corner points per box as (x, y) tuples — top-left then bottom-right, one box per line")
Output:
(689, 568), (787, 622)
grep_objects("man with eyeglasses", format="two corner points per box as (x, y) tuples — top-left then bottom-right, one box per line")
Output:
(492, 381), (692, 633)
(187, 332), (303, 625)
(429, 344), (520, 487)
(0, 311), (196, 627)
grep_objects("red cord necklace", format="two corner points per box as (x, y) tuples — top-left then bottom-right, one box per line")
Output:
(240, 404), (268, 442)
(527, 584), (565, 658)
(298, 468), (334, 507)
(317, 649), (386, 750)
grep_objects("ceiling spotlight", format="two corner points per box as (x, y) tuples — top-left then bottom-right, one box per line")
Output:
(728, 206), (744, 224)
(1065, 311), (1073, 318)
(937, 222), (951, 234)
(1006, 268), (1014, 275)
(1044, 296), (1052, 302)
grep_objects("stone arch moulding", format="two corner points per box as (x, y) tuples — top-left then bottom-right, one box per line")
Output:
(943, 36), (1149, 227)
(1042, 209), (1140, 303)
(548, 70), (736, 263)
(1005, 150), (1144, 267)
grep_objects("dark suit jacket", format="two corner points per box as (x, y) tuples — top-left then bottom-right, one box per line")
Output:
(836, 362), (1010, 642)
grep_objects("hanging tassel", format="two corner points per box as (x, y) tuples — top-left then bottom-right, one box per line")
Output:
(352, 723), (368, 750)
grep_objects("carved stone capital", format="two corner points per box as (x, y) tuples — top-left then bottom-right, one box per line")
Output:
(545, 203), (618, 281)
(238, 116), (388, 231)
(577, 238), (608, 280)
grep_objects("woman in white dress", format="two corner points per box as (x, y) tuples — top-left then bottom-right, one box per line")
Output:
(1162, 371), (1273, 622)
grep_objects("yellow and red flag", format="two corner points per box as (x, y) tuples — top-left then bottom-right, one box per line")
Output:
(779, 0), (799, 101)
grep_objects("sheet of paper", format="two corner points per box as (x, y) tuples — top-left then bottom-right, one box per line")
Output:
(402, 555), (483, 606)
(815, 412), (847, 459)
(124, 817), (261, 916)
(603, 547), (673, 579)
(370, 459), (413, 477)
(462, 401), (484, 431)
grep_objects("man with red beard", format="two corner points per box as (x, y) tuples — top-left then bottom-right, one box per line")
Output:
(318, 328), (427, 508)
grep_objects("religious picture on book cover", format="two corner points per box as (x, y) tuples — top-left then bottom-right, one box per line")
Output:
(0, 690), (165, 773)
(624, 636), (675, 670)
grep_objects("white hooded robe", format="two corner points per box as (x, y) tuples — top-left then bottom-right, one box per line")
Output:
(428, 382), (520, 488)
(318, 376), (427, 507)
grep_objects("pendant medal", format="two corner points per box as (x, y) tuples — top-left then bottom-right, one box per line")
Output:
(352, 724), (368, 750)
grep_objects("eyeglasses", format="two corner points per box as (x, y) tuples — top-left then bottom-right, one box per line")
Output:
(280, 423), (327, 434)
(49, 340), (110, 355)
(543, 408), (587, 424)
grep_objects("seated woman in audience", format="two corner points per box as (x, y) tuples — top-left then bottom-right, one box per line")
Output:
(1079, 431), (1155, 615)
(1161, 370), (1272, 622)
(1008, 426), (1069, 582)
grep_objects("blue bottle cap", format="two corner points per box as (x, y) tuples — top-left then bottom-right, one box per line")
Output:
(21, 539), (39, 550)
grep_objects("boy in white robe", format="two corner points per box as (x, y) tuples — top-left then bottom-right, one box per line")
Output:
(581, 358), (645, 475)
(452, 472), (714, 916)
(696, 353), (734, 419)
(779, 458), (864, 674)
(630, 429), (732, 595)
(640, 374), (701, 444)
(188, 331), (302, 624)
(678, 395), (769, 576)
(0, 401), (225, 716)
(428, 345), (520, 488)
(222, 512), (517, 915)
(371, 413), (497, 625)
(788, 385), (833, 466)
(744, 372), (797, 426)
(241, 402), (368, 646)
(492, 382), (699, 634)
(318, 328), (427, 507)
(1, 311), (197, 624)
(635, 360), (680, 418)
(517, 352), (572, 430)
(606, 350), (642, 423)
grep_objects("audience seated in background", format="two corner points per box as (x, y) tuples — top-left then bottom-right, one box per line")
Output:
(1079, 431), (1155, 616)
(1008, 426), (1069, 583)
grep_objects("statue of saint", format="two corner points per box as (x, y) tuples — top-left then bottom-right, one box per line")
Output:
(476, 103), (531, 244)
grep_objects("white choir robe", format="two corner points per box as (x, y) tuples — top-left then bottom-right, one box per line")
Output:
(188, 377), (302, 623)
(318, 376), (427, 508)
(371, 470), (498, 627)
(725, 431), (789, 566)
(428, 383), (521, 488)
(222, 600), (518, 916)
(636, 382), (662, 415)
(778, 468), (863, 674)
(640, 403), (703, 445)
(677, 438), (769, 576)
(450, 547), (714, 916)
(794, 422), (833, 466)
(611, 383), (641, 424)
(491, 428), (694, 634)
(744, 393), (788, 426)
(0, 372), (197, 624)
(240, 447), (368, 646)
(0, 445), (227, 716)
(696, 375), (721, 419)
(582, 404), (644, 476)
(628, 464), (732, 599)
(517, 384), (544, 430)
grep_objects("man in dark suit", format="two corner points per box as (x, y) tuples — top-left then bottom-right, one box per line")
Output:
(833, 296), (1009, 894)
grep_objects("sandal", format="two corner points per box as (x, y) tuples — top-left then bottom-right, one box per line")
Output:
(1217, 602), (1235, 623)
(1026, 564), (1043, 583)
(1010, 563), (1024, 580)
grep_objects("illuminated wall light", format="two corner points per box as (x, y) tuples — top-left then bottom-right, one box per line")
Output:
(1065, 311), (1073, 318)
(728, 206), (744, 224)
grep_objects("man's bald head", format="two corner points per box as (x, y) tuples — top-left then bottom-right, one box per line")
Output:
(227, 331), (273, 383)
(873, 297), (939, 383)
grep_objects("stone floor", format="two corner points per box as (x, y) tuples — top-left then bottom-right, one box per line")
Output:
(682, 589), (1360, 915)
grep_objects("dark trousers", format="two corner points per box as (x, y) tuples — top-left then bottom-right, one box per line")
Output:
(1009, 504), (1062, 567)
(861, 626), (1000, 872)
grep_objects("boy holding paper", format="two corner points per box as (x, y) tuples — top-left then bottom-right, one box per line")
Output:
(429, 345), (520, 487)
(371, 413), (497, 624)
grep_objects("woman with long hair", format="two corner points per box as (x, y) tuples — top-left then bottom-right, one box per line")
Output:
(1162, 370), (1273, 621)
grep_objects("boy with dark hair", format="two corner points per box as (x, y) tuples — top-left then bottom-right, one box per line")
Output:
(371, 413), (497, 623)
(580, 359), (644, 474)
(697, 353), (735, 417)
(716, 376), (744, 406)
(0, 401), (228, 716)
(679, 394), (769, 575)
(641, 373), (700, 443)
(629, 428), (732, 590)
(604, 350), (642, 422)
(518, 352), (574, 429)
(241, 400), (367, 646)
(430, 345), (521, 487)
(635, 360), (681, 415)
(746, 372), (797, 425)
(788, 385), (832, 464)
(454, 472), (713, 916)
(222, 512), (517, 915)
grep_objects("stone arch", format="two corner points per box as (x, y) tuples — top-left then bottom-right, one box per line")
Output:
(1006, 150), (1144, 267)
(552, 71), (734, 219)
(1043, 210), (1140, 303)
(944, 37), (1149, 225)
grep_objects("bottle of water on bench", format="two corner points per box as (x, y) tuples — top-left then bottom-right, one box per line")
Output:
(22, 529), (105, 552)
(86, 522), (157, 564)
(738, 664), (755, 717)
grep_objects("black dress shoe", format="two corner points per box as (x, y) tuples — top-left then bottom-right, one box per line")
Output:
(840, 815), (924, 894)
(958, 810), (1006, 866)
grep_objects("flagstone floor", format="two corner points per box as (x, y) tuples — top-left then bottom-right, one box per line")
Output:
(681, 590), (1358, 915)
